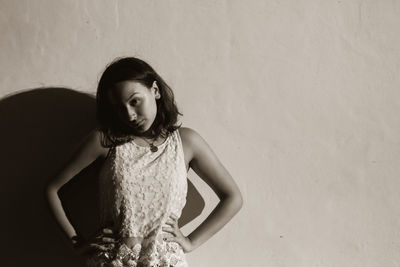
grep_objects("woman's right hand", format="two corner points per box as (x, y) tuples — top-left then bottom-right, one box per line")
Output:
(74, 228), (117, 256)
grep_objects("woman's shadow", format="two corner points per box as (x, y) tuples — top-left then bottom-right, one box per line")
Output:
(0, 88), (204, 267)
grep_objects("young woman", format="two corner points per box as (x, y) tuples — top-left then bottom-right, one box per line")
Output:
(46, 57), (243, 267)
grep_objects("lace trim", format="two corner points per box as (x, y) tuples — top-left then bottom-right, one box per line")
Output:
(86, 240), (187, 267)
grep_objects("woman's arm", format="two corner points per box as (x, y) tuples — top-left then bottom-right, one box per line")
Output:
(45, 129), (109, 246)
(164, 127), (243, 252)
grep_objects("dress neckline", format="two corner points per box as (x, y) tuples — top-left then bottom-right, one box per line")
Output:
(129, 132), (172, 150)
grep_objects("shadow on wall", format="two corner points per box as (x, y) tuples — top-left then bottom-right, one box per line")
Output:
(0, 88), (204, 267)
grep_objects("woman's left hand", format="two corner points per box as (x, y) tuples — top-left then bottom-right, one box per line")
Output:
(162, 214), (194, 253)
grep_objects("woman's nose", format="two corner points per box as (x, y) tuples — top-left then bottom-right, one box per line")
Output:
(126, 107), (137, 121)
(128, 112), (137, 121)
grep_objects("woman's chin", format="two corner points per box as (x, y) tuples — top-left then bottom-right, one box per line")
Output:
(136, 124), (151, 134)
(127, 119), (155, 136)
(127, 120), (148, 132)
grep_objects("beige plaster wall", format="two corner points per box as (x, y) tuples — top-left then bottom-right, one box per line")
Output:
(1, 0), (400, 266)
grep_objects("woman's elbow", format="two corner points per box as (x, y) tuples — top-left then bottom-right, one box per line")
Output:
(233, 191), (243, 212)
(44, 181), (59, 199)
(221, 190), (243, 213)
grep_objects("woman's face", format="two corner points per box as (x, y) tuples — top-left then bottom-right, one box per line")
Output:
(109, 80), (160, 133)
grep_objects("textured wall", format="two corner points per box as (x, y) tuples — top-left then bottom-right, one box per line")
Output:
(1, 1), (400, 266)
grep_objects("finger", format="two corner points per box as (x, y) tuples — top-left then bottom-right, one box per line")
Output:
(166, 220), (179, 231)
(101, 237), (116, 243)
(162, 227), (176, 235)
(165, 220), (175, 227)
(102, 243), (115, 250)
(169, 214), (178, 221)
(88, 243), (109, 251)
(166, 217), (178, 225)
(92, 229), (115, 242)
(91, 235), (103, 244)
(103, 243), (115, 248)
(102, 228), (113, 235)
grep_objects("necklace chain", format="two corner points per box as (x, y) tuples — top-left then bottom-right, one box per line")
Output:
(136, 136), (159, 152)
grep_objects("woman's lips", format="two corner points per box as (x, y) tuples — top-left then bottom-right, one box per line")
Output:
(134, 120), (144, 128)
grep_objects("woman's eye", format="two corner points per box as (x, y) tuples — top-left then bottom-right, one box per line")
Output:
(130, 99), (139, 106)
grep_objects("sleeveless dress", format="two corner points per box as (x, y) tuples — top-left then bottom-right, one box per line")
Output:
(86, 130), (188, 267)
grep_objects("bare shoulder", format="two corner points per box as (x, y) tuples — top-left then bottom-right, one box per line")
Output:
(178, 127), (206, 149)
(178, 127), (198, 140)
(178, 127), (214, 162)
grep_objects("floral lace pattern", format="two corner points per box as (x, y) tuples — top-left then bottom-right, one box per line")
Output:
(86, 240), (186, 267)
(92, 130), (188, 267)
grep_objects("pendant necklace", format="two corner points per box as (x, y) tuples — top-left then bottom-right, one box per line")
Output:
(149, 143), (158, 152)
(138, 136), (158, 152)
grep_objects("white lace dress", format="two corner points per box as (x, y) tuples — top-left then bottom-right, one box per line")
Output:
(86, 130), (188, 267)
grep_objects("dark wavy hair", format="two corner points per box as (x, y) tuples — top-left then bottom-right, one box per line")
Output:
(96, 57), (182, 147)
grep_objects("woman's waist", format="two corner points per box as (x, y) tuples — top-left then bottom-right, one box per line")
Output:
(118, 223), (175, 248)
